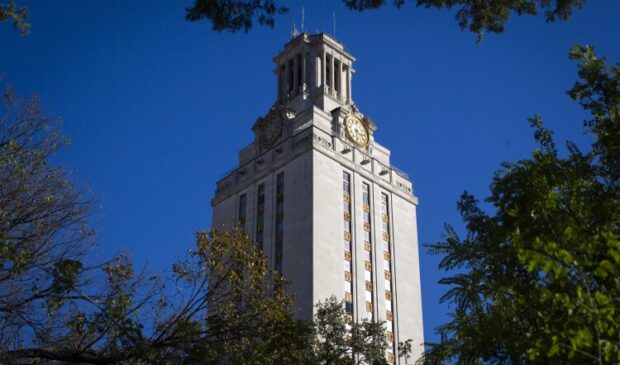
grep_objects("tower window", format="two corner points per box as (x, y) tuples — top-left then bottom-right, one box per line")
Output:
(279, 65), (286, 99)
(238, 194), (246, 228)
(256, 184), (265, 250)
(345, 301), (353, 314)
(296, 54), (302, 91)
(275, 173), (285, 274)
(342, 171), (353, 318)
(287, 60), (294, 92)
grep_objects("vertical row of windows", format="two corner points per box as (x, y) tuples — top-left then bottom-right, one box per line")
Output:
(275, 173), (284, 273)
(238, 194), (247, 229)
(382, 193), (395, 364)
(362, 183), (373, 321)
(343, 172), (354, 322)
(255, 184), (265, 250)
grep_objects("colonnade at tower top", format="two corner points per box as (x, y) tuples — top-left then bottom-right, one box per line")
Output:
(274, 33), (355, 106)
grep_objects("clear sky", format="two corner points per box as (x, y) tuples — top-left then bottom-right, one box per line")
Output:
(2, 0), (619, 346)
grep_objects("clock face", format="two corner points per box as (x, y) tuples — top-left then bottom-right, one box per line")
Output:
(344, 115), (369, 147)
(259, 116), (282, 147)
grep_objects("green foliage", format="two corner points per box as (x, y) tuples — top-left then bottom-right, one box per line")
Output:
(0, 83), (94, 355)
(184, 0), (585, 41)
(422, 46), (620, 364)
(345, 0), (585, 42)
(0, 0), (29, 35)
(186, 0), (289, 32)
(399, 339), (413, 364)
(311, 297), (352, 364)
(309, 296), (411, 365)
(176, 228), (310, 364)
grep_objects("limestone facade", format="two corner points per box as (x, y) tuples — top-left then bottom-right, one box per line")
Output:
(211, 33), (424, 363)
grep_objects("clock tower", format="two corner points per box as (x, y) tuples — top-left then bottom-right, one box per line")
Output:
(211, 33), (424, 363)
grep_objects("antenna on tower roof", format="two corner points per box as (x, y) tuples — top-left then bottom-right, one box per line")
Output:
(333, 12), (336, 38)
(301, 6), (305, 33)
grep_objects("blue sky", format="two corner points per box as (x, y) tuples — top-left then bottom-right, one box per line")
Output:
(2, 0), (619, 345)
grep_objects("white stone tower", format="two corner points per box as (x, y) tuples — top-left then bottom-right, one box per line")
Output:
(211, 33), (424, 363)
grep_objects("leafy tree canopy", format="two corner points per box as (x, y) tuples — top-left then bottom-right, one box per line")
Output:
(185, 0), (585, 40)
(421, 45), (620, 364)
(0, 1), (29, 34)
(0, 97), (304, 363)
(309, 296), (413, 365)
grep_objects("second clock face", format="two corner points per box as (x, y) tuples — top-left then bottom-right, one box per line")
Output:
(259, 116), (282, 146)
(344, 115), (369, 147)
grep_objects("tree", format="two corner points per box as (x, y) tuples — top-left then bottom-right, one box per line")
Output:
(169, 228), (310, 364)
(185, 0), (585, 41)
(421, 46), (619, 364)
(0, 87), (307, 363)
(309, 296), (413, 365)
(0, 1), (29, 34)
(1, 224), (308, 363)
(0, 83), (94, 355)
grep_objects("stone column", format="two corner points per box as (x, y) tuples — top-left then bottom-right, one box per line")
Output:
(338, 60), (343, 99)
(322, 51), (326, 88)
(315, 53), (322, 88)
(330, 54), (335, 93)
(301, 52), (306, 93)
(347, 67), (352, 103)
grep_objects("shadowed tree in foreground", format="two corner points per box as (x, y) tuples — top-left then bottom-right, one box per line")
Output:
(421, 46), (620, 364)
(0, 86), (307, 363)
(185, 0), (585, 41)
